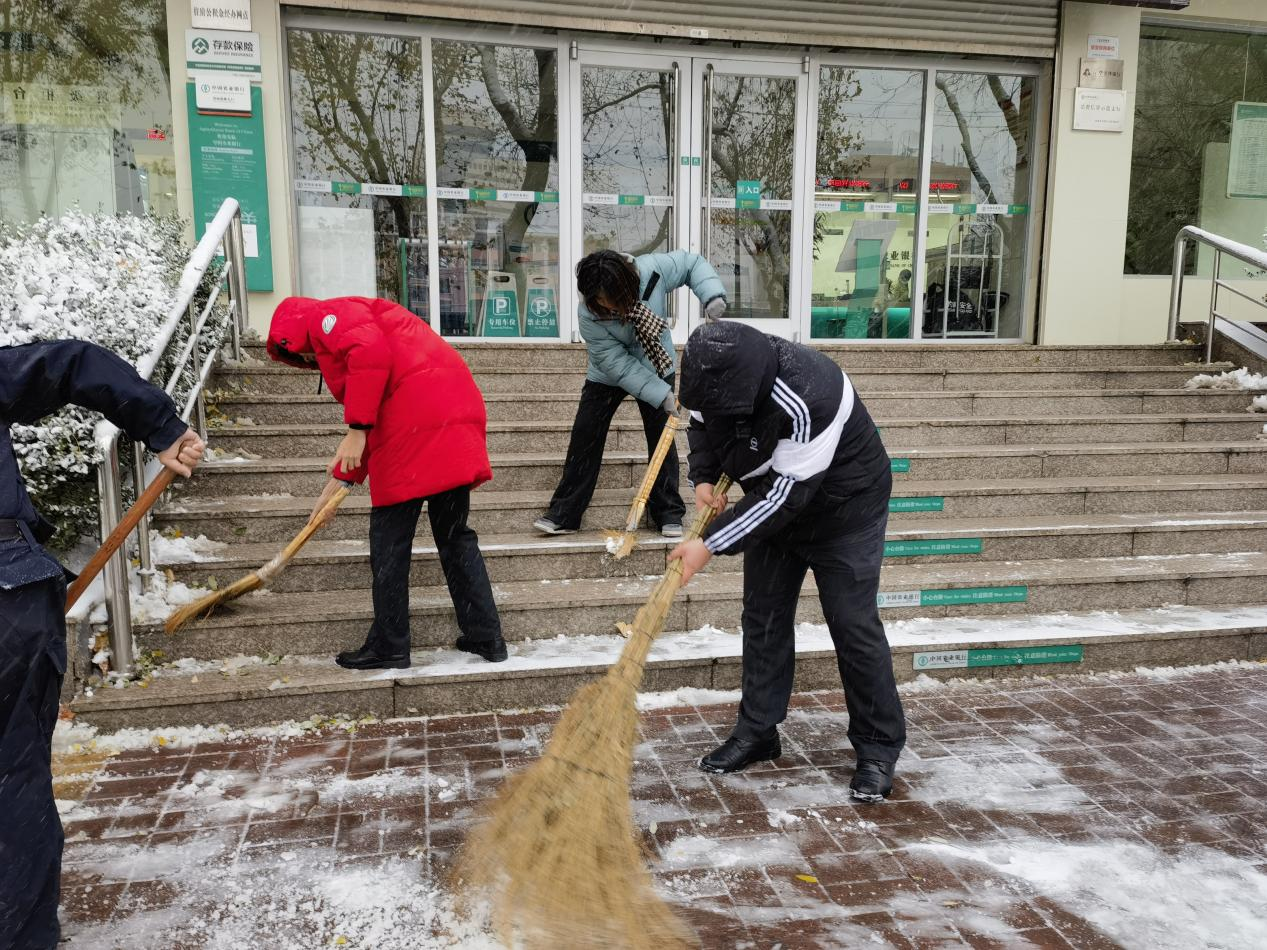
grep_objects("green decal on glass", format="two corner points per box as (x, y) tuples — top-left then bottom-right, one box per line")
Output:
(890, 496), (944, 513)
(331, 181), (360, 195)
(1008, 204), (1028, 215)
(841, 201), (866, 212)
(525, 279), (559, 338)
(538, 190), (560, 203)
(884, 538), (983, 558)
(953, 203), (976, 215)
(890, 458), (911, 473)
(186, 83), (272, 291)
(619, 194), (645, 206)
(691, 156), (702, 167)
(736, 180), (762, 210)
(471, 187), (498, 202)
(895, 202), (918, 214)
(681, 156), (690, 166)
(920, 586), (1028, 607)
(402, 184), (427, 197)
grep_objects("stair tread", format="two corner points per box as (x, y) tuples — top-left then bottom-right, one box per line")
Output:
(152, 512), (1267, 570)
(143, 550), (1267, 630)
(77, 602), (1267, 714)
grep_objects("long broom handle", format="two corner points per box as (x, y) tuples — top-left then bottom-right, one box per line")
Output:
(255, 483), (352, 584)
(65, 467), (177, 612)
(623, 412), (688, 532)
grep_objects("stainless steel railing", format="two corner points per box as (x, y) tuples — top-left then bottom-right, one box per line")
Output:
(1168, 225), (1267, 363)
(93, 198), (249, 674)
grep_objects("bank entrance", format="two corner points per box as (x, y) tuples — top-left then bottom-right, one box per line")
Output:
(285, 14), (1043, 344)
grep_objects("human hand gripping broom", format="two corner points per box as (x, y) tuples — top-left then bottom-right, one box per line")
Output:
(607, 407), (689, 560)
(456, 474), (733, 950)
(163, 477), (353, 634)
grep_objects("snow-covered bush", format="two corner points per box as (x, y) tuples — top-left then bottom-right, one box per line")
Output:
(0, 211), (228, 546)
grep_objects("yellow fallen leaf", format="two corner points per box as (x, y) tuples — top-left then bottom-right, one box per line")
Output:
(795, 874), (818, 884)
(333, 938), (347, 946)
(156, 737), (167, 746)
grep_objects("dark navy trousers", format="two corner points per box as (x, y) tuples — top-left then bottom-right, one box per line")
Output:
(0, 565), (65, 950)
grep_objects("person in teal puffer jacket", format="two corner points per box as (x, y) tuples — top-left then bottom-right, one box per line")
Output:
(534, 249), (726, 537)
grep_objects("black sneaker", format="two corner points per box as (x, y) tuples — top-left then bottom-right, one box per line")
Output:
(698, 733), (782, 774)
(335, 645), (410, 670)
(455, 635), (509, 663)
(850, 759), (896, 803)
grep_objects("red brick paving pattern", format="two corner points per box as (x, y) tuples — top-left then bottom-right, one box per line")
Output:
(57, 664), (1267, 948)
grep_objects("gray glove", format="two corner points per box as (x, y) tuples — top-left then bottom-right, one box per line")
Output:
(661, 393), (677, 414)
(703, 296), (727, 322)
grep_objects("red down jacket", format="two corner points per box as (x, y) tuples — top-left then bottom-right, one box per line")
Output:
(266, 296), (492, 507)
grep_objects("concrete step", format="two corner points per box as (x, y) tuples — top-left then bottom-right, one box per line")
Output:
(157, 512), (1267, 594)
(206, 414), (1267, 458)
(238, 341), (1206, 372)
(207, 386), (1259, 425)
(135, 551), (1267, 664)
(73, 603), (1267, 728)
(178, 442), (1267, 499)
(154, 474), (1267, 543)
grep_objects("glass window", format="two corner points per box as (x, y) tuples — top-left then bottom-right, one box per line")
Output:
(812, 67), (925, 340)
(923, 72), (1034, 339)
(432, 42), (560, 338)
(0, 0), (175, 222)
(287, 30), (428, 316)
(1127, 26), (1267, 277)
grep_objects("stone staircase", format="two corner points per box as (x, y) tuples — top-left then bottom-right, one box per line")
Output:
(71, 342), (1267, 728)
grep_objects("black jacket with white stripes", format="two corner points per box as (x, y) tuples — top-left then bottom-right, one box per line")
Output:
(679, 322), (891, 556)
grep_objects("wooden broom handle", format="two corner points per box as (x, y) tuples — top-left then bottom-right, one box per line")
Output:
(625, 413), (687, 530)
(65, 467), (177, 612)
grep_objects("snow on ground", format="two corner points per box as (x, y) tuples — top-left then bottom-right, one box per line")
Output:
(910, 839), (1267, 950)
(149, 530), (227, 563)
(53, 714), (382, 757)
(1253, 393), (1267, 412)
(1184, 366), (1267, 390)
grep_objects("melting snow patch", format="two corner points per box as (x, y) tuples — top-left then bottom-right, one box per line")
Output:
(1184, 367), (1267, 390)
(659, 833), (800, 870)
(906, 750), (1090, 814)
(910, 838), (1267, 950)
(149, 531), (227, 564)
(636, 687), (743, 711)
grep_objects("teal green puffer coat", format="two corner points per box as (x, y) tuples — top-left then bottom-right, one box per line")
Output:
(578, 250), (726, 407)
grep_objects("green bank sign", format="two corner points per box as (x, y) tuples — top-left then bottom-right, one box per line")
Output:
(913, 645), (1084, 670)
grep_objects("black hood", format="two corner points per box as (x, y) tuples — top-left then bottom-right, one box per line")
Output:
(679, 321), (778, 416)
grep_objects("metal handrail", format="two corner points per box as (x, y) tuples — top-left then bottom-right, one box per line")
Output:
(1168, 225), (1267, 362)
(93, 198), (249, 673)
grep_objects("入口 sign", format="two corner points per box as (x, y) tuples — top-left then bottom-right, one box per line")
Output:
(1073, 87), (1125, 132)
(1079, 58), (1124, 91)
(186, 28), (261, 73)
(191, 0), (252, 31)
(193, 73), (251, 115)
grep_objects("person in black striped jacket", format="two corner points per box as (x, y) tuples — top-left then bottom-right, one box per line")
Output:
(669, 321), (906, 802)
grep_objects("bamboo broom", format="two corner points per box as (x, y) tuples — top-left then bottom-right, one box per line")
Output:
(457, 474), (733, 950)
(607, 411), (688, 560)
(163, 483), (352, 633)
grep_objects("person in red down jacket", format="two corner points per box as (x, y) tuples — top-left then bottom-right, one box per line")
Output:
(266, 296), (507, 669)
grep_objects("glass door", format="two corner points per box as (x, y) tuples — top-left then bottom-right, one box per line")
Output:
(693, 59), (807, 338)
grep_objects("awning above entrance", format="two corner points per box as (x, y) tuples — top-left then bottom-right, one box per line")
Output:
(292, 0), (1061, 59)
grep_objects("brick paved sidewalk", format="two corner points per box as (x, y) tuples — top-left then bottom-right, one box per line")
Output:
(55, 663), (1267, 949)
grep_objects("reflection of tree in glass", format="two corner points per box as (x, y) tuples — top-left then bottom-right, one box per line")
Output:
(1, 0), (170, 219)
(581, 67), (673, 254)
(288, 31), (424, 301)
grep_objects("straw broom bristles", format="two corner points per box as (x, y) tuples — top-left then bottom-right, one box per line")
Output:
(456, 475), (732, 949)
(607, 413), (688, 561)
(163, 484), (351, 634)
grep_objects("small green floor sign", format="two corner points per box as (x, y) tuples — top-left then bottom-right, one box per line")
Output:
(877, 586), (1028, 608)
(884, 538), (983, 557)
(890, 496), (944, 513)
(525, 278), (559, 337)
(914, 645), (1084, 670)
(890, 458), (911, 473)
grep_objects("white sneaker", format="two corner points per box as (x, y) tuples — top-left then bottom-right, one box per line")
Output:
(534, 517), (576, 536)
(660, 523), (683, 540)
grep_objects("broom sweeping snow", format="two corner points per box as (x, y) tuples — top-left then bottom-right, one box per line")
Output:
(164, 482), (352, 633)
(607, 411), (688, 560)
(456, 474), (732, 950)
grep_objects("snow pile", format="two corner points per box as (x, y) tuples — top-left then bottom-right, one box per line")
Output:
(1184, 366), (1267, 390)
(911, 839), (1267, 950)
(1252, 394), (1267, 412)
(0, 210), (228, 545)
(149, 530), (227, 563)
(636, 687), (743, 711)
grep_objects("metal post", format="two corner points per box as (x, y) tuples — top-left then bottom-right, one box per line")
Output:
(98, 442), (135, 674)
(226, 212), (250, 360)
(1206, 249), (1220, 366)
(187, 300), (208, 438)
(1167, 230), (1188, 342)
(132, 440), (153, 579)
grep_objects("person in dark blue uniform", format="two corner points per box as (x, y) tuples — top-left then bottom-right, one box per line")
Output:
(0, 340), (204, 949)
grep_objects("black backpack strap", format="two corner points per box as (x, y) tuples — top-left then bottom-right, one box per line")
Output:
(641, 271), (661, 302)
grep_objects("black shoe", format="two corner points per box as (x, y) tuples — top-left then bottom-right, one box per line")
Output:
(335, 645), (410, 670)
(455, 635), (509, 663)
(698, 734), (782, 774)
(850, 759), (896, 803)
